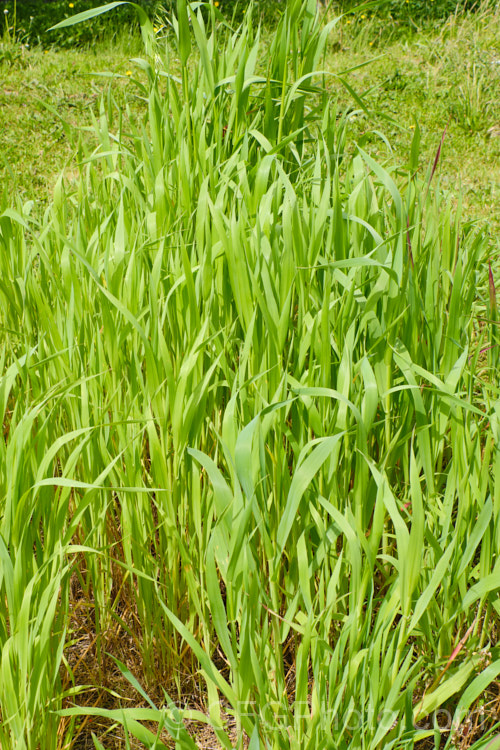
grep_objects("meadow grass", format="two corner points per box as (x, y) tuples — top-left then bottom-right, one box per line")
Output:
(1, 3), (499, 229)
(0, 1), (499, 748)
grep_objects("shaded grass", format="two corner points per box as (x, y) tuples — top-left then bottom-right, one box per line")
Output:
(0, 0), (161, 49)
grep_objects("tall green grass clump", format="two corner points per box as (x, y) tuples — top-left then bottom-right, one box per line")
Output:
(0, 0), (499, 747)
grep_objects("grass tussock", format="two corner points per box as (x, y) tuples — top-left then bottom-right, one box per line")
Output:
(0, 1), (499, 748)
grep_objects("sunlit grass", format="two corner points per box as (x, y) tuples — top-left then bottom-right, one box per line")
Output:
(0, 1), (499, 748)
